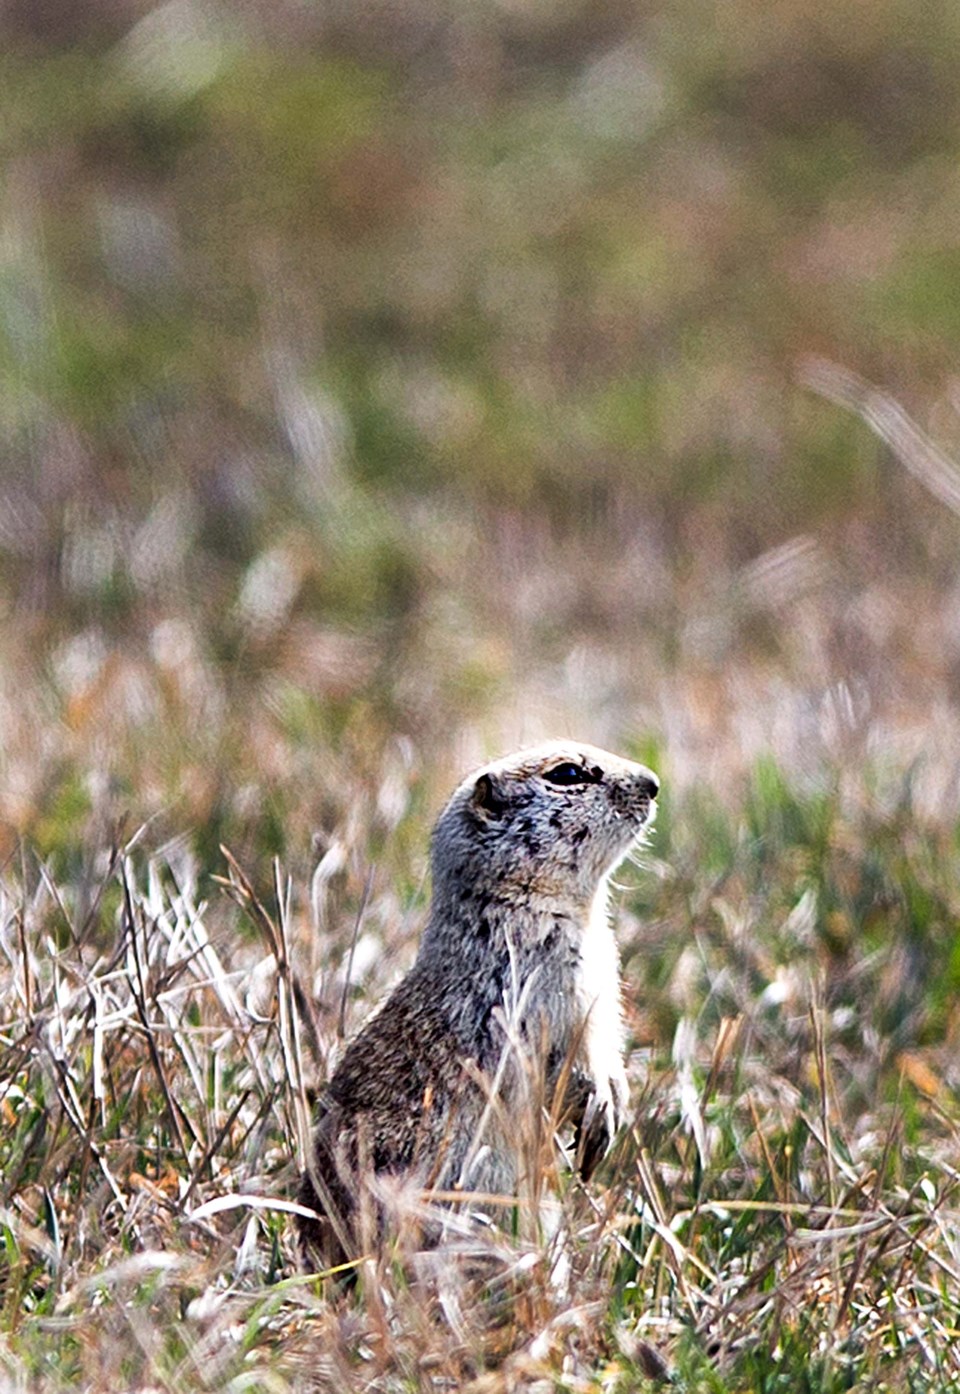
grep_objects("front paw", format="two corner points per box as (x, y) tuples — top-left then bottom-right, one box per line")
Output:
(575, 1077), (627, 1181)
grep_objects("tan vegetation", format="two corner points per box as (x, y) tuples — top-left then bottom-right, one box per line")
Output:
(4, 0), (960, 1387)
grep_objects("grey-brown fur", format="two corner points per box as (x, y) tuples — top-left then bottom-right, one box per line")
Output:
(297, 740), (659, 1271)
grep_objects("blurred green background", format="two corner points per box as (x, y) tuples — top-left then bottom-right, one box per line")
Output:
(4, 0), (960, 868)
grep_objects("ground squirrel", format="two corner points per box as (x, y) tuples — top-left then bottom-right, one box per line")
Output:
(297, 740), (659, 1271)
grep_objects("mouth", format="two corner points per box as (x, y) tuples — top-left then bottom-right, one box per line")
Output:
(609, 797), (656, 850)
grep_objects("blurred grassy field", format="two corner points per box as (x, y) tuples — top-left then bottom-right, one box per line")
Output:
(4, 0), (960, 1388)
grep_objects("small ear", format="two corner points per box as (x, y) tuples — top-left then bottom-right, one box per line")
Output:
(472, 772), (507, 822)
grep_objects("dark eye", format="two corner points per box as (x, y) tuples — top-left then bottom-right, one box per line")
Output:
(543, 762), (589, 787)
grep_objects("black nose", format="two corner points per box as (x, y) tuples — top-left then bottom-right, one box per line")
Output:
(638, 773), (659, 800)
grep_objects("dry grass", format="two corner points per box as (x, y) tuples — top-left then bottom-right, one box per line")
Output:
(6, 5), (960, 1386)
(4, 759), (960, 1392)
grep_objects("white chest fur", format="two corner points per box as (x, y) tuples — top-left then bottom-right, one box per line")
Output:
(577, 879), (628, 1120)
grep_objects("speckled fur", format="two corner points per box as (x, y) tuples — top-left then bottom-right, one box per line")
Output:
(297, 740), (659, 1271)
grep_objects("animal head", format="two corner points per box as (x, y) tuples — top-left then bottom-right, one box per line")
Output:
(430, 740), (659, 905)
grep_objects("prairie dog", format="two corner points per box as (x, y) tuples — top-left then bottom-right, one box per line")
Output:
(297, 740), (659, 1270)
